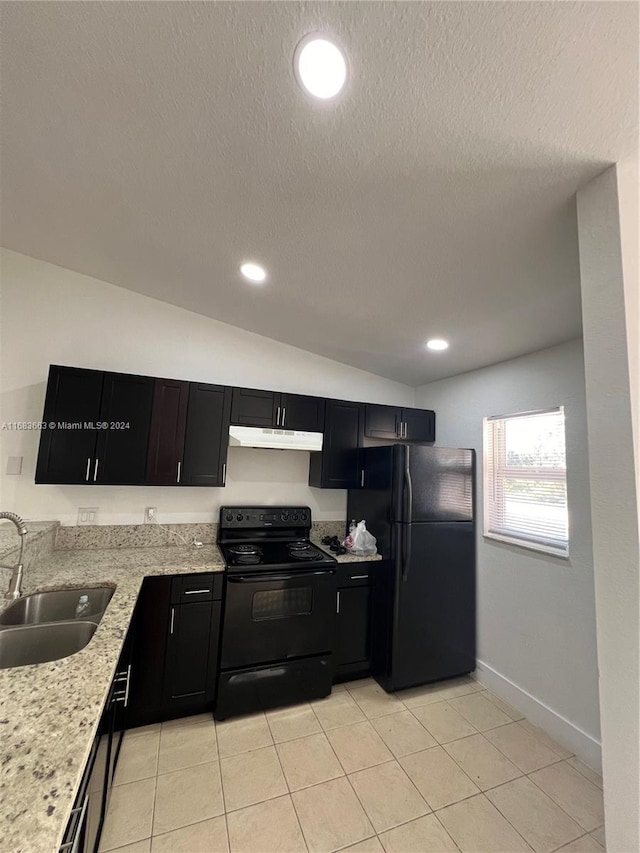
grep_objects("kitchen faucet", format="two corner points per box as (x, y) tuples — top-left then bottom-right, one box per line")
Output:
(0, 512), (28, 599)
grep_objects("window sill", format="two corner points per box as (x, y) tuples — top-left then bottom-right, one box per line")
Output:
(483, 531), (569, 560)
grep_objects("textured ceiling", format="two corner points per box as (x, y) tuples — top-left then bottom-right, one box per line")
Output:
(1, 2), (637, 385)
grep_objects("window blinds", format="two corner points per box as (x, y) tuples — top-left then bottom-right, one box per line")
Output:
(484, 407), (568, 556)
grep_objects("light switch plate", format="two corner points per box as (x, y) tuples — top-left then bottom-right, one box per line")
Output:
(77, 507), (98, 525)
(5, 456), (23, 475)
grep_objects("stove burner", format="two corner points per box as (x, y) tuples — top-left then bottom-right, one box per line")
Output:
(233, 554), (262, 565)
(288, 541), (313, 552)
(229, 544), (262, 556)
(288, 542), (320, 561)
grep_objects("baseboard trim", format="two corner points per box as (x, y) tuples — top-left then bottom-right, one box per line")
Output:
(475, 659), (602, 773)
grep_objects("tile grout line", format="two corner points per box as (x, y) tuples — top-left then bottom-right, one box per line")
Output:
(525, 764), (603, 834)
(485, 778), (584, 851)
(263, 709), (310, 853)
(213, 719), (231, 853)
(438, 791), (536, 853)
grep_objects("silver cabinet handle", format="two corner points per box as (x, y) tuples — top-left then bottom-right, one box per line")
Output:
(177, 461), (181, 483)
(351, 574), (369, 580)
(184, 588), (211, 595)
(360, 469), (365, 487)
(276, 406), (281, 426)
(336, 590), (341, 614)
(124, 663), (131, 707)
(282, 407), (286, 427)
(222, 462), (226, 484)
(59, 794), (88, 853)
(170, 607), (175, 634)
(93, 458), (99, 481)
(85, 457), (91, 481)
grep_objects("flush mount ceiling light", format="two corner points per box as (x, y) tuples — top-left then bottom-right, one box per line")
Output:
(426, 339), (449, 351)
(240, 262), (267, 284)
(294, 34), (348, 100)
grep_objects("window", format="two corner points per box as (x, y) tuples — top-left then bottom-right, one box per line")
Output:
(483, 407), (568, 557)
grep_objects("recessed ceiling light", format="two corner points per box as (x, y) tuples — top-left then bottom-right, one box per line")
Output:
(294, 35), (348, 100)
(426, 339), (449, 351)
(240, 262), (267, 284)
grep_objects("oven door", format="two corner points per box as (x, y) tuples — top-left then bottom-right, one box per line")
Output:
(221, 569), (336, 669)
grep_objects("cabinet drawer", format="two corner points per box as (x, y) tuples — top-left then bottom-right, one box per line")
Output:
(171, 573), (223, 604)
(336, 564), (375, 587)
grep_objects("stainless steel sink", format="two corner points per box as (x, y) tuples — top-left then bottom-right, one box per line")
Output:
(0, 621), (97, 668)
(0, 586), (114, 626)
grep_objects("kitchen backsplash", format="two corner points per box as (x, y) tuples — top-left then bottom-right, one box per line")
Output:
(0, 521), (59, 570)
(55, 520), (347, 550)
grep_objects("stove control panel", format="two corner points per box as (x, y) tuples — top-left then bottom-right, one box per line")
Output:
(219, 506), (311, 529)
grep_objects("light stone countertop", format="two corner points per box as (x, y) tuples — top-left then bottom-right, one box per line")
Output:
(0, 534), (381, 853)
(0, 543), (224, 853)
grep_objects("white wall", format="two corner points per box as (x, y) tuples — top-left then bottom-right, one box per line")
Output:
(577, 165), (639, 853)
(0, 249), (415, 524)
(416, 339), (601, 768)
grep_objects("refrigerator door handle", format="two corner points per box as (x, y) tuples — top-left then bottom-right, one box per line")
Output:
(404, 451), (413, 524)
(402, 523), (412, 581)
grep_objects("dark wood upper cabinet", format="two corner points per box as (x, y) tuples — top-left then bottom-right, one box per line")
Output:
(231, 388), (325, 432)
(402, 407), (435, 442)
(278, 393), (325, 432)
(230, 388), (276, 427)
(364, 404), (401, 440)
(35, 364), (435, 489)
(95, 372), (154, 485)
(146, 379), (189, 485)
(309, 400), (362, 489)
(364, 403), (435, 443)
(35, 366), (105, 484)
(182, 383), (232, 487)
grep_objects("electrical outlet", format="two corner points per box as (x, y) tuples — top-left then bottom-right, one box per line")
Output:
(144, 507), (157, 524)
(5, 456), (23, 475)
(77, 507), (98, 525)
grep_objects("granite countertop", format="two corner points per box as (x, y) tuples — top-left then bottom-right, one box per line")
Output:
(0, 543), (224, 853)
(311, 538), (383, 564)
(0, 533), (381, 853)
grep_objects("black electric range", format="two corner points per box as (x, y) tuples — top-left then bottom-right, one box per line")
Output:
(218, 506), (336, 573)
(216, 506), (337, 720)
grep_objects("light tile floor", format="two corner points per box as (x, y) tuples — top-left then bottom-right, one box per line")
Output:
(99, 677), (605, 853)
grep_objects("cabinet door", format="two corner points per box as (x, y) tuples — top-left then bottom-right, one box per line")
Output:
(335, 585), (373, 669)
(364, 404), (401, 439)
(182, 384), (231, 486)
(230, 387), (276, 427)
(126, 576), (172, 728)
(146, 379), (189, 485)
(309, 400), (362, 489)
(279, 393), (325, 432)
(95, 372), (154, 485)
(35, 365), (103, 484)
(164, 600), (221, 707)
(401, 408), (435, 442)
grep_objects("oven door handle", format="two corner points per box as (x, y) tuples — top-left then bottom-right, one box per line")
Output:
(228, 570), (336, 583)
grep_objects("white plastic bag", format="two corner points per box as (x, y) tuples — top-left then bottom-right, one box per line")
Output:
(347, 520), (377, 556)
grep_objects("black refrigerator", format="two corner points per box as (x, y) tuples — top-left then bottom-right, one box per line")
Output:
(347, 444), (476, 692)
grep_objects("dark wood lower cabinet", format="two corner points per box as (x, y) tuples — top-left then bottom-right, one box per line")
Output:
(126, 573), (223, 728)
(163, 599), (222, 713)
(333, 562), (378, 681)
